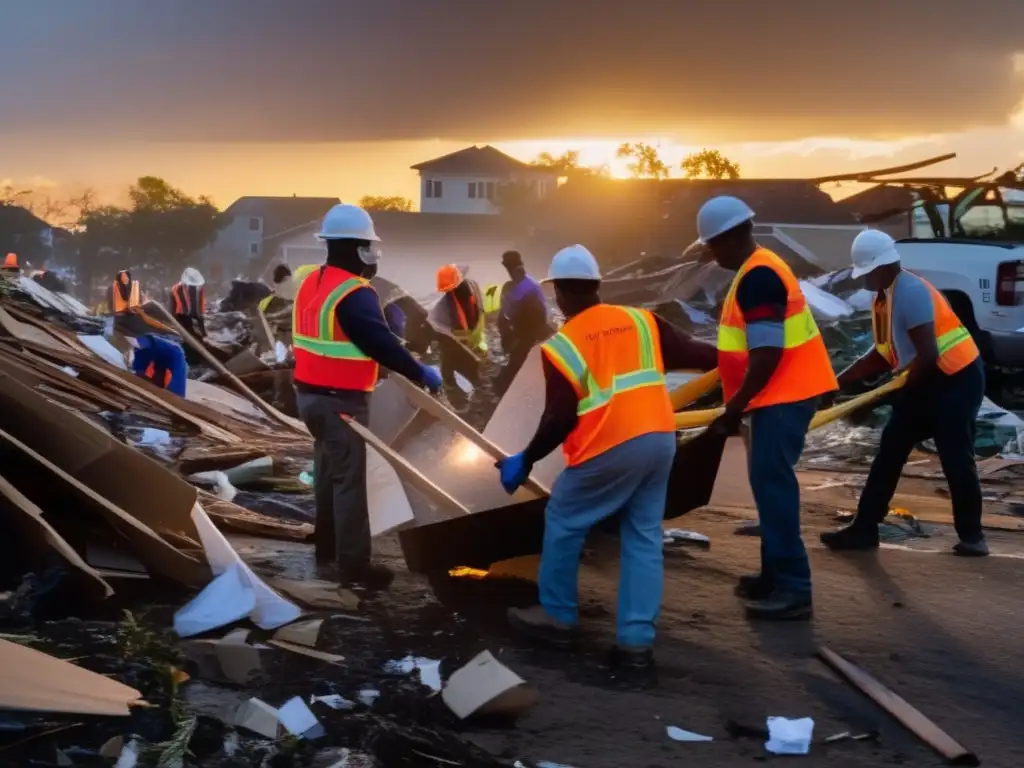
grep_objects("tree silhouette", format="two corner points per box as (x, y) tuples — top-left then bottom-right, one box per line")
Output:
(359, 195), (414, 212)
(680, 149), (741, 180)
(616, 143), (670, 179)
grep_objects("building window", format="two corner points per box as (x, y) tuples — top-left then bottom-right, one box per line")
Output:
(484, 182), (495, 200)
(425, 180), (443, 198)
(249, 217), (261, 231)
(249, 242), (260, 255)
(468, 182), (477, 199)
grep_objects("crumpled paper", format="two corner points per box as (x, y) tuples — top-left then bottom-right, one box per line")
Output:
(766, 716), (814, 755)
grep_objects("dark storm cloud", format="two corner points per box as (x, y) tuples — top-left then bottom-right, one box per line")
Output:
(1, 0), (1022, 142)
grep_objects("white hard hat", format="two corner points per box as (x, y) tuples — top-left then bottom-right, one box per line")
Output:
(180, 267), (205, 287)
(317, 204), (380, 242)
(544, 244), (601, 282)
(850, 229), (900, 279)
(696, 196), (756, 243)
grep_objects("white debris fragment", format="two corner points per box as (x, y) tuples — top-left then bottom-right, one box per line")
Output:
(277, 696), (320, 737)
(188, 470), (238, 502)
(766, 716), (814, 755)
(310, 693), (355, 710)
(799, 280), (854, 321)
(357, 689), (380, 707)
(114, 739), (140, 768)
(275, 341), (289, 363)
(666, 724), (714, 742)
(384, 656), (443, 691)
(845, 289), (874, 312)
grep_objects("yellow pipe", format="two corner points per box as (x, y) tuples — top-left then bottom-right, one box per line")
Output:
(673, 373), (908, 432)
(669, 368), (720, 410)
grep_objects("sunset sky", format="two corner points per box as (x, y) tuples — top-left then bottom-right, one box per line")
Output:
(2, 0), (1023, 209)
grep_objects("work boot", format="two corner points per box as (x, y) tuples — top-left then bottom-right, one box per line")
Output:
(609, 644), (654, 670)
(734, 573), (773, 601)
(507, 605), (578, 647)
(819, 522), (880, 551)
(339, 562), (395, 590)
(953, 538), (990, 557)
(745, 590), (813, 621)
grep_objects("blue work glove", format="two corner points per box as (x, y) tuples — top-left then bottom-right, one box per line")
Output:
(496, 452), (532, 495)
(419, 364), (443, 394)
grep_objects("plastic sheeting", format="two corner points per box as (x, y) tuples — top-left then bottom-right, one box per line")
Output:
(174, 504), (301, 636)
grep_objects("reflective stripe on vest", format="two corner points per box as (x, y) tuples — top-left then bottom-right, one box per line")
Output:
(541, 304), (675, 466)
(111, 280), (141, 313)
(449, 283), (487, 354)
(292, 267), (379, 391)
(871, 271), (979, 376)
(171, 283), (204, 317)
(717, 248), (837, 409)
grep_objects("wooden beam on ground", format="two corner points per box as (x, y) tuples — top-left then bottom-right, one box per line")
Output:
(817, 646), (979, 767)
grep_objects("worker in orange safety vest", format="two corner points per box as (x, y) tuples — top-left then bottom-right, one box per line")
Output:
(108, 270), (141, 315)
(700, 196), (837, 622)
(821, 229), (987, 556)
(292, 204), (442, 588)
(496, 244), (717, 667)
(170, 267), (207, 339)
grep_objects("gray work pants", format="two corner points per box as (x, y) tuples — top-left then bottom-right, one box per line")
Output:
(296, 391), (371, 567)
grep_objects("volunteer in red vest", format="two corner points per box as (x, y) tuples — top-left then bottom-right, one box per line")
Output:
(292, 204), (442, 588)
(496, 245), (717, 668)
(108, 270), (141, 315)
(170, 267), (207, 339)
(821, 230), (987, 556)
(700, 196), (838, 621)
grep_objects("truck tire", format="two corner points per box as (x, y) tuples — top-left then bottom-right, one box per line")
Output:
(943, 291), (994, 365)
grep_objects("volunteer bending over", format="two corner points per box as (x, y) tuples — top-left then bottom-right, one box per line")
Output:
(496, 245), (717, 668)
(821, 230), (987, 556)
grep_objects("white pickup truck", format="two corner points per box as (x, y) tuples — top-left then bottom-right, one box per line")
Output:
(894, 239), (1024, 368)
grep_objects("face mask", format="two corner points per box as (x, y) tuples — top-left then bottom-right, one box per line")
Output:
(358, 245), (381, 266)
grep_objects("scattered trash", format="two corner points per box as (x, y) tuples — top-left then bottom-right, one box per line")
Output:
(765, 716), (815, 755)
(442, 650), (537, 720)
(310, 693), (356, 710)
(385, 656), (443, 692)
(232, 697), (281, 739)
(663, 529), (711, 549)
(357, 690), (380, 708)
(277, 695), (323, 738)
(666, 725), (714, 742)
(114, 739), (140, 768)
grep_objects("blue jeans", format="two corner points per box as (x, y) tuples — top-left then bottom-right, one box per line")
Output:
(538, 432), (676, 648)
(748, 398), (816, 597)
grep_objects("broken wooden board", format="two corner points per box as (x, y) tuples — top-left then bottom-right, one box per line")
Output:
(391, 375), (550, 497)
(0, 638), (144, 716)
(0, 473), (114, 598)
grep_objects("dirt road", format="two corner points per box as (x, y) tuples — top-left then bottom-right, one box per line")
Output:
(237, 503), (1024, 767)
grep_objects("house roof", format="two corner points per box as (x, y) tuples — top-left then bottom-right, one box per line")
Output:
(223, 196), (340, 239)
(836, 185), (917, 221)
(411, 145), (533, 175)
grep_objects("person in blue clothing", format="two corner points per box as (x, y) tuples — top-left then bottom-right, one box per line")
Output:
(130, 334), (188, 397)
(495, 250), (554, 394)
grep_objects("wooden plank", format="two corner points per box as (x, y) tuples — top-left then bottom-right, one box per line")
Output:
(392, 376), (550, 497)
(0, 426), (206, 587)
(817, 646), (979, 767)
(343, 415), (471, 519)
(151, 301), (307, 435)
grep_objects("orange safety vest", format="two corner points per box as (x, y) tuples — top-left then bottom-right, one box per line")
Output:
(292, 266), (379, 391)
(170, 282), (205, 318)
(144, 360), (173, 389)
(447, 281), (487, 354)
(717, 248), (837, 410)
(111, 280), (141, 313)
(871, 271), (979, 375)
(542, 304), (675, 467)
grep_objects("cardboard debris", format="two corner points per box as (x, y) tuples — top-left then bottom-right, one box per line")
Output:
(233, 697), (281, 739)
(0, 638), (143, 716)
(442, 650), (537, 720)
(268, 639), (344, 665)
(267, 578), (360, 612)
(272, 618), (323, 647)
(215, 629), (266, 685)
(277, 696), (321, 737)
